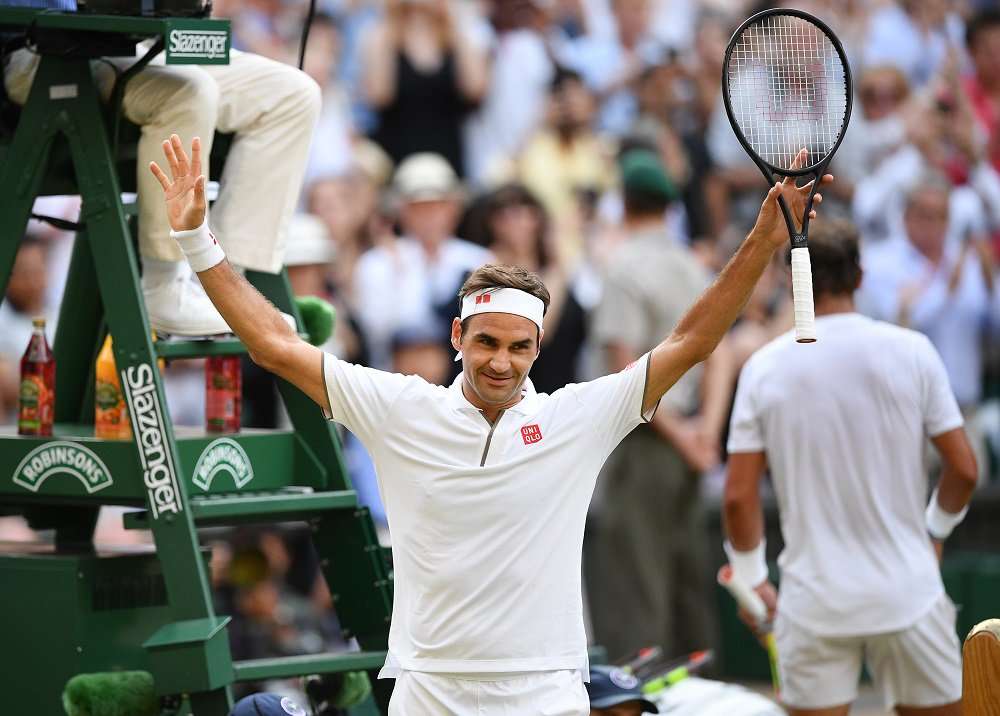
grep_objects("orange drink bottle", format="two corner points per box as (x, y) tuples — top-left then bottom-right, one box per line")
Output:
(95, 334), (131, 440)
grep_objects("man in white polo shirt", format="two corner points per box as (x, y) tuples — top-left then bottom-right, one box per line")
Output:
(150, 135), (830, 714)
(723, 218), (979, 716)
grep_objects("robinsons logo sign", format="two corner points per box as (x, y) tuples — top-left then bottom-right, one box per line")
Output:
(193, 437), (254, 491)
(13, 441), (113, 493)
(123, 364), (183, 519)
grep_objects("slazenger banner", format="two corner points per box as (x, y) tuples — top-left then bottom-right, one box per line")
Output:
(122, 364), (183, 519)
(165, 27), (230, 65)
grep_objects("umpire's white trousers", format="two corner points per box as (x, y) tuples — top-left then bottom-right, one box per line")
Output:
(4, 47), (319, 273)
(388, 670), (589, 716)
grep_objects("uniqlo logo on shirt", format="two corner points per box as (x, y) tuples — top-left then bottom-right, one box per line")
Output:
(475, 294), (492, 305)
(521, 424), (543, 445)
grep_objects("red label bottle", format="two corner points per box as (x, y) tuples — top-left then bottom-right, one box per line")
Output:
(205, 355), (241, 433)
(18, 317), (55, 436)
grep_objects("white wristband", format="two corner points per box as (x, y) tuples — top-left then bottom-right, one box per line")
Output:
(724, 539), (768, 587)
(925, 488), (969, 540)
(170, 219), (226, 273)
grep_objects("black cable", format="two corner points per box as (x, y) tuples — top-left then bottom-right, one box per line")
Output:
(30, 213), (83, 232)
(297, 0), (318, 70)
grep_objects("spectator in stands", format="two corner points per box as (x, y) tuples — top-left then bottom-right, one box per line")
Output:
(834, 65), (911, 203)
(963, 8), (1000, 257)
(631, 55), (725, 242)
(851, 60), (1000, 243)
(518, 67), (613, 262)
(221, 0), (290, 62)
(285, 214), (337, 305)
(0, 234), (48, 423)
(862, 0), (965, 89)
(301, 12), (356, 187)
(965, 10), (1000, 174)
(859, 172), (997, 479)
(480, 183), (590, 393)
(464, 0), (555, 183)
(586, 150), (725, 661)
(559, 0), (661, 135)
(353, 153), (491, 370)
(391, 323), (451, 386)
(361, 0), (488, 176)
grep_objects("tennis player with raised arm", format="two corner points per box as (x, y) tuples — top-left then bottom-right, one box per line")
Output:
(723, 219), (978, 716)
(150, 134), (830, 715)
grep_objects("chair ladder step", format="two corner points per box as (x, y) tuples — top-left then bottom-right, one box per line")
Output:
(154, 336), (248, 359)
(122, 489), (358, 528)
(232, 651), (386, 682)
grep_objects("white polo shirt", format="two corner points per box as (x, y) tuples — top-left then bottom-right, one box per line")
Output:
(727, 313), (963, 637)
(322, 351), (655, 676)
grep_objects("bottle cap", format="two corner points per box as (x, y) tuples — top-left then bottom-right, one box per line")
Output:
(32, 317), (45, 328)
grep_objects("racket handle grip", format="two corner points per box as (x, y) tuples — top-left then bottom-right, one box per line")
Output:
(790, 246), (817, 343)
(718, 565), (769, 624)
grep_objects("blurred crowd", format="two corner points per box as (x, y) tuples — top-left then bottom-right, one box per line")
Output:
(2, 0), (1000, 687)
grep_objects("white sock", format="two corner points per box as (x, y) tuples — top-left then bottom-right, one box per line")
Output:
(141, 256), (184, 288)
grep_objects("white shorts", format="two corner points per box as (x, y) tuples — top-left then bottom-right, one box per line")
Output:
(775, 594), (962, 710)
(387, 670), (589, 716)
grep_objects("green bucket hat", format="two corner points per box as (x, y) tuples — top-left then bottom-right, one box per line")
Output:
(619, 149), (678, 202)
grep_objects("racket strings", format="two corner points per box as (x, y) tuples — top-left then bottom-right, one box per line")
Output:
(727, 14), (848, 172)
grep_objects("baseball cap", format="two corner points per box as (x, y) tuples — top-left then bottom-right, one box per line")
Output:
(230, 693), (308, 716)
(619, 149), (678, 202)
(586, 666), (659, 713)
(393, 153), (462, 203)
(284, 213), (335, 267)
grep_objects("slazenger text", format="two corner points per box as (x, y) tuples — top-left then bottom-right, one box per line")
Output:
(168, 30), (227, 59)
(124, 364), (183, 518)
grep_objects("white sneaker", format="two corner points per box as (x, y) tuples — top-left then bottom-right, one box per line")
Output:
(143, 274), (232, 337)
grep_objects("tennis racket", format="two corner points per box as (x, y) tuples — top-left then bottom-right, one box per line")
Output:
(722, 8), (853, 343)
(717, 564), (780, 698)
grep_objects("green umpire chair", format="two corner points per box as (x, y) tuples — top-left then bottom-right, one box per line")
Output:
(0, 8), (391, 714)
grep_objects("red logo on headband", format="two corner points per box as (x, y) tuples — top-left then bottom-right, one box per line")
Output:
(521, 424), (542, 445)
(475, 294), (492, 305)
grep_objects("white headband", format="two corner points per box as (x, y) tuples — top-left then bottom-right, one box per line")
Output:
(460, 287), (545, 332)
(455, 287), (545, 361)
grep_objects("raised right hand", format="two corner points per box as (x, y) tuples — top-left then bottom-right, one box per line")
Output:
(738, 580), (778, 640)
(749, 149), (832, 250)
(149, 134), (207, 232)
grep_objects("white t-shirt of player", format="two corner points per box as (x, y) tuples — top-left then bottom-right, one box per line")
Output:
(322, 351), (655, 676)
(727, 313), (963, 637)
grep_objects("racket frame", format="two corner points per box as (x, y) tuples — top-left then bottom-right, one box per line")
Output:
(721, 7), (854, 342)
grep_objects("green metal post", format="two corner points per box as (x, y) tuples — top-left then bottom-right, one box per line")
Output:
(18, 55), (233, 712)
(246, 270), (350, 489)
(54, 231), (106, 424)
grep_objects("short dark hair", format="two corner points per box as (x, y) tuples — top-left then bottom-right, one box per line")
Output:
(966, 9), (1000, 50)
(458, 264), (550, 338)
(482, 183), (552, 269)
(787, 218), (861, 299)
(550, 65), (584, 93)
(623, 188), (672, 217)
(459, 264), (550, 313)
